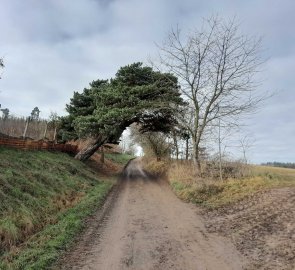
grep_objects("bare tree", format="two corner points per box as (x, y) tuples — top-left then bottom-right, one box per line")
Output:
(170, 127), (191, 160)
(0, 58), (4, 79)
(239, 134), (255, 164)
(0, 58), (4, 97)
(157, 16), (265, 171)
(171, 128), (180, 160)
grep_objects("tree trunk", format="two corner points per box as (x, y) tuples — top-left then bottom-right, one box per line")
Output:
(218, 119), (223, 181)
(185, 137), (189, 160)
(43, 122), (48, 140)
(100, 146), (105, 164)
(75, 136), (106, 161)
(192, 138), (201, 172)
(172, 131), (179, 160)
(175, 136), (179, 160)
(53, 127), (57, 142)
(23, 118), (29, 138)
(175, 145), (179, 160)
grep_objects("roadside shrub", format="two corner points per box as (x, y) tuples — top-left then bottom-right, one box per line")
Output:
(142, 158), (169, 177)
(170, 180), (224, 204)
(168, 160), (199, 184)
(203, 160), (251, 180)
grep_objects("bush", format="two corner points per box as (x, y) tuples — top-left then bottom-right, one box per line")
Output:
(142, 158), (169, 177)
(202, 161), (251, 180)
(168, 160), (199, 184)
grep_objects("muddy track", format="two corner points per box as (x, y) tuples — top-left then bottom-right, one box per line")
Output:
(204, 187), (295, 270)
(57, 159), (246, 270)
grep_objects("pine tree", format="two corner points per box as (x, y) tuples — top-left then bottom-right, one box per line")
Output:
(60, 63), (184, 161)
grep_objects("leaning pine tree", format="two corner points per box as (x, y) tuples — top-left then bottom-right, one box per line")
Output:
(59, 63), (184, 161)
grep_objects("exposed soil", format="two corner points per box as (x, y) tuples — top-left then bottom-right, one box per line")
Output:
(204, 187), (295, 270)
(57, 159), (246, 270)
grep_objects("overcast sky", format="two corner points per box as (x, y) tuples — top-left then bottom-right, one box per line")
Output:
(0, 0), (294, 163)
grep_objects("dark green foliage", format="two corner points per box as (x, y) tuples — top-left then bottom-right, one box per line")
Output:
(60, 63), (184, 144)
(58, 115), (78, 141)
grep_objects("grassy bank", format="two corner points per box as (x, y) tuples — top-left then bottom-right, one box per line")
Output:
(0, 147), (114, 269)
(168, 162), (295, 209)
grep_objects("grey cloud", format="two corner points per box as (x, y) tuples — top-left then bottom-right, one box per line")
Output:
(0, 0), (294, 163)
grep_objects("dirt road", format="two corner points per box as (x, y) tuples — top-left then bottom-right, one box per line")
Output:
(58, 159), (246, 270)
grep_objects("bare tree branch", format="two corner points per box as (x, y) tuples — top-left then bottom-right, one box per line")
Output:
(156, 16), (267, 170)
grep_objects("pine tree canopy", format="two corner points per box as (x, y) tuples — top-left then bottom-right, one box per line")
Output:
(59, 62), (184, 143)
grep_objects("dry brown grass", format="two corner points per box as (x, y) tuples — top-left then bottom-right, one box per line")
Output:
(168, 160), (199, 184)
(168, 161), (295, 209)
(142, 157), (170, 177)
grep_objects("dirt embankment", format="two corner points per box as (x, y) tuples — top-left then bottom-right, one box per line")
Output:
(204, 187), (295, 270)
(58, 159), (246, 270)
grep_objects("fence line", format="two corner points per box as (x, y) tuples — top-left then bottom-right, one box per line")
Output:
(0, 117), (56, 141)
(0, 136), (78, 154)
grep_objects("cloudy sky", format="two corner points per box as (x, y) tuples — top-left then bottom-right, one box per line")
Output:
(0, 0), (294, 163)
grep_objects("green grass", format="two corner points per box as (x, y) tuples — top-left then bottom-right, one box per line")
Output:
(170, 165), (295, 209)
(0, 147), (114, 269)
(0, 183), (112, 270)
(105, 153), (134, 165)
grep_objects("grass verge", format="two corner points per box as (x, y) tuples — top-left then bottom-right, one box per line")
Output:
(0, 182), (112, 270)
(0, 147), (114, 269)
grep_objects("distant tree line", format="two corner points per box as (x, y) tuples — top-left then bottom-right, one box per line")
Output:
(262, 162), (295, 169)
(0, 107), (59, 141)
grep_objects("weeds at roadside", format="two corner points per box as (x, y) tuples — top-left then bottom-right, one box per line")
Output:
(168, 161), (295, 209)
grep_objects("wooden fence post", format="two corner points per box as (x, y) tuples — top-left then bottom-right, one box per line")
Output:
(23, 118), (30, 138)
(43, 122), (48, 140)
(53, 127), (57, 141)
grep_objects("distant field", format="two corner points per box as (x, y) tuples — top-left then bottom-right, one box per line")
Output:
(254, 165), (295, 178)
(169, 163), (295, 209)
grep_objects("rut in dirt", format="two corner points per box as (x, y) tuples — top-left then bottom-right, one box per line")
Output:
(58, 158), (247, 270)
